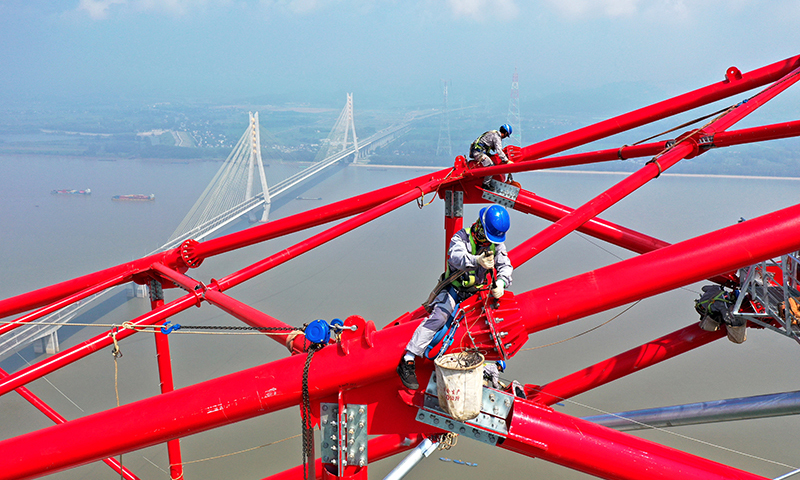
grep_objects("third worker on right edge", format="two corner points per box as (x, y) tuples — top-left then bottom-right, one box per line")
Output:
(470, 124), (513, 188)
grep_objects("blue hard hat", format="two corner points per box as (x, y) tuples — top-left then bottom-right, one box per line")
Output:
(499, 124), (512, 136)
(496, 360), (506, 372)
(479, 205), (510, 244)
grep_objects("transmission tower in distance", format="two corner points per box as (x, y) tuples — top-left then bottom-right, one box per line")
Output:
(436, 80), (453, 158)
(507, 67), (522, 147)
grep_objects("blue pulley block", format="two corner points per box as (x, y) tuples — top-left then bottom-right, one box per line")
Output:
(305, 319), (331, 345)
(330, 318), (344, 330)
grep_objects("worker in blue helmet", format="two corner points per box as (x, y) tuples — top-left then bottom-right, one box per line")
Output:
(469, 124), (513, 188)
(483, 360), (506, 389)
(398, 205), (513, 390)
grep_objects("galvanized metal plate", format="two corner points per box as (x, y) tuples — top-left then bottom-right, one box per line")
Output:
(320, 403), (368, 469)
(481, 179), (519, 208)
(418, 372), (512, 443)
(415, 409), (502, 445)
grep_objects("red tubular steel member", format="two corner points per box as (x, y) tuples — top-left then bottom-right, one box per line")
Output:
(527, 324), (727, 405)
(512, 190), (738, 286)
(0, 262), (147, 320)
(188, 169), (456, 263)
(203, 289), (306, 352)
(153, 261), (304, 350)
(4, 203), (800, 478)
(0, 368), (142, 480)
(0, 318), (423, 480)
(148, 283), (183, 480)
(0, 293), (198, 397)
(467, 118), (800, 181)
(512, 54), (800, 163)
(261, 433), (426, 480)
(509, 64), (800, 270)
(501, 399), (769, 479)
(467, 140), (670, 180)
(0, 170), (455, 319)
(216, 177), (445, 291)
(513, 202), (800, 336)
(712, 119), (800, 147)
(0, 273), (128, 337)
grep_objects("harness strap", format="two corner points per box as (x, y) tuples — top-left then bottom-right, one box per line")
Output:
(471, 131), (497, 153)
(424, 291), (464, 360)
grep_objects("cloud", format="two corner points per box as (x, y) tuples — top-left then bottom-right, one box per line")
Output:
(276, 0), (326, 14)
(77, 0), (127, 19)
(542, 0), (642, 18)
(445, 0), (520, 20)
(540, 0), (781, 20)
(76, 0), (236, 19)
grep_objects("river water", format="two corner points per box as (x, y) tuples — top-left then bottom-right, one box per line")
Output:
(2, 154), (800, 479)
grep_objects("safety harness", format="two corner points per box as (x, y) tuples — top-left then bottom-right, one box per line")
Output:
(471, 130), (498, 154)
(446, 226), (495, 293)
(423, 227), (496, 359)
(424, 299), (465, 360)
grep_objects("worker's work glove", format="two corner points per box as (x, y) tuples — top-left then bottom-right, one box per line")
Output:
(492, 279), (505, 299)
(476, 251), (495, 269)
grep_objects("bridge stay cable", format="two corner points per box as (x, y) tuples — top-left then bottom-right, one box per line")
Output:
(0, 96), (418, 361)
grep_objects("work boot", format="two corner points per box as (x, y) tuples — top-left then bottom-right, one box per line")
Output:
(397, 358), (419, 390)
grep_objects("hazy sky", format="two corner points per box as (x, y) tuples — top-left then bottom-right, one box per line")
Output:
(1, 0), (799, 109)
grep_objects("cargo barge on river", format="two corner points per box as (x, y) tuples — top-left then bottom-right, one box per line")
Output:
(111, 194), (155, 201)
(51, 189), (91, 195)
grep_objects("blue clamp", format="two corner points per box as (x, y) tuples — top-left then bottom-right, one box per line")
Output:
(160, 321), (181, 335)
(305, 319), (331, 345)
(330, 318), (344, 331)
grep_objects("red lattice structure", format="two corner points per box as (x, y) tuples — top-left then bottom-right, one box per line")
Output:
(2, 54), (800, 480)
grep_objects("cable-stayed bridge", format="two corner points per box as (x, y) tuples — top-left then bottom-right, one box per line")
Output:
(0, 94), (425, 360)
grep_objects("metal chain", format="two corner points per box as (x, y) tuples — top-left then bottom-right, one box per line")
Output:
(301, 344), (322, 480)
(176, 325), (297, 332)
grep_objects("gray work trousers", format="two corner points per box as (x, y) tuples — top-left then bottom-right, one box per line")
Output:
(406, 288), (468, 357)
(470, 151), (495, 185)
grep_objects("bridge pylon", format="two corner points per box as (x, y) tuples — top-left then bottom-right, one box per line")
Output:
(317, 93), (361, 164)
(246, 112), (270, 223)
(166, 111), (271, 247)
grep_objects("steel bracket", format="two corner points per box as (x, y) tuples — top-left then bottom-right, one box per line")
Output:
(320, 403), (368, 471)
(415, 372), (513, 445)
(482, 179), (519, 209)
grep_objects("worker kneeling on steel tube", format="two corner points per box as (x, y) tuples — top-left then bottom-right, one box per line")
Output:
(397, 205), (513, 390)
